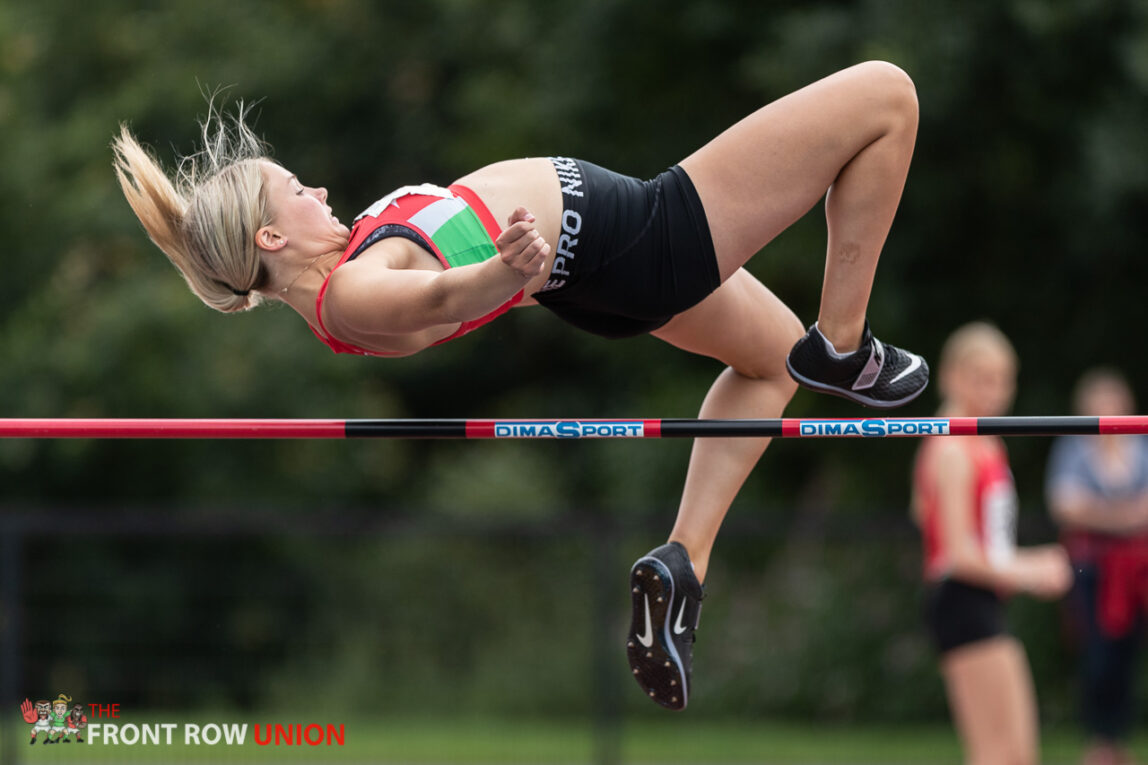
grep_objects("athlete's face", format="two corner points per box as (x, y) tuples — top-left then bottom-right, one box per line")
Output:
(945, 346), (1016, 417)
(259, 161), (350, 250)
(1078, 380), (1134, 417)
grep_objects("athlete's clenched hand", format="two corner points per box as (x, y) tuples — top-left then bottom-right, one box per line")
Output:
(496, 207), (550, 279)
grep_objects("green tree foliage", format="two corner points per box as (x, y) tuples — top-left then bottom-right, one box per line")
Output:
(3, 0), (1148, 722)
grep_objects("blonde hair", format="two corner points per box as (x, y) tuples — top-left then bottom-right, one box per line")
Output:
(112, 102), (274, 312)
(938, 321), (1017, 378)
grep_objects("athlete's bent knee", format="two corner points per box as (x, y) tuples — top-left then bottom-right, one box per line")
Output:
(855, 60), (916, 96)
(783, 311), (804, 348)
(854, 60), (918, 129)
(733, 311), (803, 380)
(730, 365), (799, 405)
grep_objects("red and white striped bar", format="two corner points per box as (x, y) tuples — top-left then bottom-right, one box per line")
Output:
(0, 415), (1146, 439)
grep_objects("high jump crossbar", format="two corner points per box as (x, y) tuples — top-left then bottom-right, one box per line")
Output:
(0, 416), (1145, 440)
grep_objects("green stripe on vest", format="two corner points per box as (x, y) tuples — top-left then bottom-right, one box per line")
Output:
(431, 206), (496, 268)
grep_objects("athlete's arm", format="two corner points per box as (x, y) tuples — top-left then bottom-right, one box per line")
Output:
(1049, 483), (1148, 535)
(325, 208), (549, 348)
(932, 440), (1071, 598)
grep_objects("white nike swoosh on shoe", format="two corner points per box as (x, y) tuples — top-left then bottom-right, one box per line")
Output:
(889, 354), (923, 385)
(673, 599), (689, 635)
(637, 594), (655, 647)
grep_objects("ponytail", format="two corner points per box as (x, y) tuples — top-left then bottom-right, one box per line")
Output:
(112, 101), (273, 312)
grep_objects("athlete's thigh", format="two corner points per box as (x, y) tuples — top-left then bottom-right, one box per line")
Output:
(679, 62), (916, 278)
(941, 637), (1038, 763)
(651, 268), (803, 379)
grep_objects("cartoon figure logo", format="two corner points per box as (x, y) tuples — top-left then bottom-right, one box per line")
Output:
(20, 699), (51, 745)
(67, 703), (89, 742)
(20, 694), (86, 744)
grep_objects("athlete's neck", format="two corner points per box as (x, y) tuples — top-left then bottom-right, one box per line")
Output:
(275, 250), (343, 318)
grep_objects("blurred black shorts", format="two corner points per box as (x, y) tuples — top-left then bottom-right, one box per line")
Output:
(923, 578), (1006, 654)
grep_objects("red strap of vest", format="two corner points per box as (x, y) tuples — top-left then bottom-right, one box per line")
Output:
(449, 183), (501, 241)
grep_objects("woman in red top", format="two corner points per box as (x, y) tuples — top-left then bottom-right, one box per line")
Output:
(115, 61), (929, 710)
(913, 322), (1072, 764)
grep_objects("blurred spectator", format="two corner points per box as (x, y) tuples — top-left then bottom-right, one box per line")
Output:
(913, 322), (1072, 765)
(1047, 368), (1148, 765)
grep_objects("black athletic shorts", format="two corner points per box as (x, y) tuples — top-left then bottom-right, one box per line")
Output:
(923, 579), (1007, 654)
(532, 157), (721, 338)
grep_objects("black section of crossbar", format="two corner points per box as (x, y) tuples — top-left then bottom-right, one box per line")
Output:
(977, 416), (1100, 436)
(345, 419), (470, 438)
(658, 418), (785, 438)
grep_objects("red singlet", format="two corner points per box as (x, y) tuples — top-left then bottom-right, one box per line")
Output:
(311, 183), (522, 356)
(915, 436), (1018, 581)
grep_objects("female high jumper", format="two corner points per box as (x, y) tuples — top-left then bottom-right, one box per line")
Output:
(913, 322), (1072, 763)
(114, 61), (929, 711)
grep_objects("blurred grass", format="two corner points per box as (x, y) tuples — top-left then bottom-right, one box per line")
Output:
(3, 714), (1139, 764)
